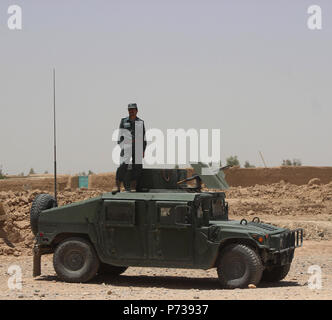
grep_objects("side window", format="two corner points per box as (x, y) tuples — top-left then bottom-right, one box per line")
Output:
(158, 206), (175, 225)
(160, 207), (172, 218)
(156, 202), (191, 225)
(104, 200), (135, 226)
(212, 198), (225, 219)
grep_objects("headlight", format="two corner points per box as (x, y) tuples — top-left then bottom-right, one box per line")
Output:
(251, 233), (267, 244)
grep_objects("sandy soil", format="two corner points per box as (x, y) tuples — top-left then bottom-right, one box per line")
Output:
(0, 240), (331, 300)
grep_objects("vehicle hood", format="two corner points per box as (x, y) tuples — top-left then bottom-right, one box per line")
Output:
(209, 219), (288, 235)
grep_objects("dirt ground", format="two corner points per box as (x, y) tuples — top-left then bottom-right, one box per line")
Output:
(0, 180), (332, 300)
(0, 240), (331, 300)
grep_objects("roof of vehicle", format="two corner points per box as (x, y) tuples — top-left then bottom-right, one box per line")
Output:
(102, 192), (203, 202)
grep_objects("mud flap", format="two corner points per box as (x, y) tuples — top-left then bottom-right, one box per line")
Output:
(33, 246), (41, 277)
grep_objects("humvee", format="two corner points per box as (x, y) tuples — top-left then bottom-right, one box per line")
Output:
(30, 163), (303, 289)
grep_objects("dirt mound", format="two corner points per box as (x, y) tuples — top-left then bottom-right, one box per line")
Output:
(308, 178), (321, 186)
(224, 181), (332, 217)
(88, 173), (116, 190)
(224, 166), (332, 187)
(0, 181), (331, 256)
(0, 175), (71, 192)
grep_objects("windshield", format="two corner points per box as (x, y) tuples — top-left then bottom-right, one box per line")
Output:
(196, 195), (228, 224)
(211, 198), (227, 220)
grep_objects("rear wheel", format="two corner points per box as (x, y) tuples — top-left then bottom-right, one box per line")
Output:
(53, 237), (100, 283)
(261, 264), (291, 282)
(98, 264), (127, 276)
(217, 244), (263, 289)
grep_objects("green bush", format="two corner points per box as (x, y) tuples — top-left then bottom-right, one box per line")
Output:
(244, 161), (255, 168)
(226, 156), (240, 167)
(0, 165), (6, 179)
(292, 159), (302, 166)
(282, 159), (302, 166)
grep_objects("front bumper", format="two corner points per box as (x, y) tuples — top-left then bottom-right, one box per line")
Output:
(271, 247), (295, 265)
(266, 229), (303, 266)
(279, 228), (303, 250)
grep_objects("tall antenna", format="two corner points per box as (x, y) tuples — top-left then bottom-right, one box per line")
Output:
(53, 68), (58, 206)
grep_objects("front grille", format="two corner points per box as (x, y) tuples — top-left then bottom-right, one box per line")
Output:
(280, 229), (303, 249)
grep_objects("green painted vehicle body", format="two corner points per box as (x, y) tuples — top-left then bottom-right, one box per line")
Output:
(36, 176), (303, 272)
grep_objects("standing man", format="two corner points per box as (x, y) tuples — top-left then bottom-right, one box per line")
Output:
(113, 103), (147, 192)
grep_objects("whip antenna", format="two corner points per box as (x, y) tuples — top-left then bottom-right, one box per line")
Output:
(53, 68), (58, 206)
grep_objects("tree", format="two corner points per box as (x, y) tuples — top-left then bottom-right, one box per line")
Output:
(88, 170), (94, 175)
(244, 161), (255, 168)
(226, 156), (240, 167)
(282, 159), (302, 166)
(282, 159), (292, 166)
(0, 165), (6, 179)
(29, 168), (36, 175)
(292, 159), (302, 166)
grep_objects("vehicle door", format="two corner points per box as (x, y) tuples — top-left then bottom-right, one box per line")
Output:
(100, 200), (147, 260)
(150, 201), (194, 266)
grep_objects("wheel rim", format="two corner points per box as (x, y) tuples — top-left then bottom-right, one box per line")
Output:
(222, 256), (246, 280)
(63, 250), (85, 271)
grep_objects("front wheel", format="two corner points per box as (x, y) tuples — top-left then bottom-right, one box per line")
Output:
(261, 264), (291, 282)
(53, 237), (100, 283)
(217, 244), (263, 289)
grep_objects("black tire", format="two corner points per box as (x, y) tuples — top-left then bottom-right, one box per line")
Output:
(30, 194), (56, 235)
(53, 237), (100, 283)
(217, 244), (263, 289)
(261, 264), (291, 282)
(98, 263), (128, 276)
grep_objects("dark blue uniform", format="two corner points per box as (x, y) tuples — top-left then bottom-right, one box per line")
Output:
(116, 116), (147, 189)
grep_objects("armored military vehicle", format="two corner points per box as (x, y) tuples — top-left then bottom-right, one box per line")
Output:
(30, 163), (303, 289)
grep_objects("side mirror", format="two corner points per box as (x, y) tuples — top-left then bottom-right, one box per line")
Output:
(175, 205), (192, 225)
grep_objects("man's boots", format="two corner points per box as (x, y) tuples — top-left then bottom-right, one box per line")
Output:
(112, 180), (121, 194)
(130, 180), (137, 192)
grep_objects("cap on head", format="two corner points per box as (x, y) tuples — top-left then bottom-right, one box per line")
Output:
(128, 103), (138, 110)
